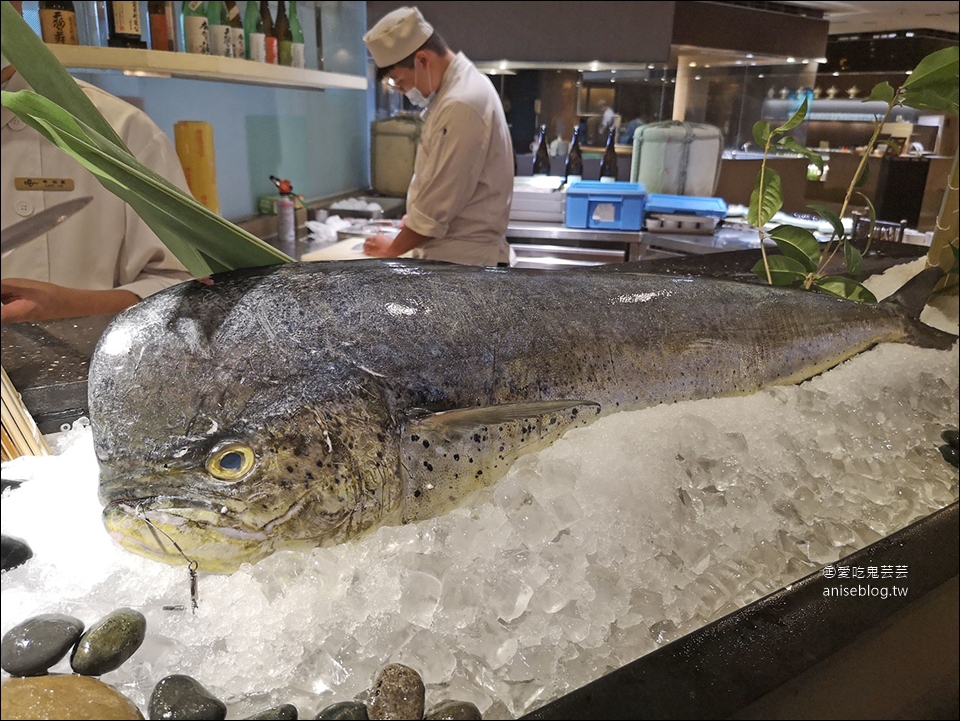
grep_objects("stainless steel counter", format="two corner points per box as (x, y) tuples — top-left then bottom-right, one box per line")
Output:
(506, 220), (768, 267)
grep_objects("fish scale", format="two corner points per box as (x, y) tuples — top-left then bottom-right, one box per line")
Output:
(88, 259), (956, 573)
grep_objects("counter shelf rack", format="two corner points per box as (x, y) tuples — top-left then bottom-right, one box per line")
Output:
(47, 45), (367, 92)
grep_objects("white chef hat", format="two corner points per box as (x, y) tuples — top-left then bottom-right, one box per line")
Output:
(363, 6), (434, 68)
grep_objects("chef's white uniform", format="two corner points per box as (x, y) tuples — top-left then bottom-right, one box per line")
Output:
(404, 52), (514, 266)
(1, 71), (193, 298)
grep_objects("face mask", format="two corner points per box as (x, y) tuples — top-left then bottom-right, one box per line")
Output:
(405, 59), (435, 108)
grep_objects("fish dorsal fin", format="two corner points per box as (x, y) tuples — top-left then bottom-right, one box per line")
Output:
(408, 400), (600, 433)
(399, 400), (602, 524)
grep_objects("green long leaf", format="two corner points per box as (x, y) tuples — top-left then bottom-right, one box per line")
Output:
(1, 2), (122, 146)
(773, 97), (809, 134)
(815, 276), (877, 303)
(750, 255), (807, 285)
(768, 224), (820, 272)
(3, 90), (292, 276)
(902, 47), (959, 114)
(1, 1), (292, 275)
(778, 136), (823, 169)
(748, 167), (783, 228)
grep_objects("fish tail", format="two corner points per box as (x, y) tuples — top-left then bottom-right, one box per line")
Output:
(883, 266), (957, 350)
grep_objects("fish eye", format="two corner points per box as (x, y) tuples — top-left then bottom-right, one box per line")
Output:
(205, 443), (256, 481)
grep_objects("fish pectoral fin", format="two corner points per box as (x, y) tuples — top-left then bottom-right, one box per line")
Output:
(408, 400), (601, 434)
(399, 400), (602, 524)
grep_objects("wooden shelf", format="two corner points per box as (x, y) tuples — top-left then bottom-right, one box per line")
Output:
(48, 45), (367, 92)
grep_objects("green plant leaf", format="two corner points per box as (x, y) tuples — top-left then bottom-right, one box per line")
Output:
(752, 120), (771, 148)
(866, 81), (896, 103)
(2, 90), (292, 276)
(774, 97), (809, 134)
(778, 136), (824, 169)
(853, 161), (870, 188)
(768, 224), (820, 271)
(807, 203), (845, 240)
(843, 240), (864, 277)
(751, 255), (807, 285)
(0, 3), (122, 146)
(1, 1), (292, 276)
(814, 276), (878, 303)
(901, 86), (959, 114)
(903, 47), (959, 90)
(748, 167), (783, 228)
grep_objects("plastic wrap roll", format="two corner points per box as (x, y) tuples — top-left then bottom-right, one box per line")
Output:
(174, 121), (220, 215)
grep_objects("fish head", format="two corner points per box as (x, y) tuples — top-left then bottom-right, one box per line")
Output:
(89, 272), (403, 574)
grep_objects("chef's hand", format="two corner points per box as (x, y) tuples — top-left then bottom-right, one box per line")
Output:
(363, 232), (400, 258)
(1, 278), (140, 324)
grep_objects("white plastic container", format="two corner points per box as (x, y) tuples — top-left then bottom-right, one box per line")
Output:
(370, 115), (423, 197)
(630, 121), (724, 197)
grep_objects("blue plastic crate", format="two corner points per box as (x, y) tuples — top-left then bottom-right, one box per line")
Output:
(644, 193), (728, 218)
(565, 181), (646, 231)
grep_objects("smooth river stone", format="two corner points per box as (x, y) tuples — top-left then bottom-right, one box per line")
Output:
(245, 703), (300, 719)
(0, 674), (144, 720)
(71, 607), (147, 676)
(148, 674), (227, 720)
(1, 613), (84, 676)
(424, 699), (483, 720)
(314, 700), (369, 719)
(1, 534), (33, 572)
(365, 663), (425, 720)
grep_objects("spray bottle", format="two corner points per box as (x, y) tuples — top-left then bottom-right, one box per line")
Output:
(270, 175), (297, 258)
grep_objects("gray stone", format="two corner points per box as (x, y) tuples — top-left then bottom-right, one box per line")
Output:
(245, 703), (300, 719)
(1, 613), (84, 676)
(0, 674), (144, 719)
(314, 700), (369, 719)
(366, 663), (425, 720)
(70, 607), (146, 676)
(148, 674), (226, 720)
(1, 535), (32, 572)
(424, 700), (483, 720)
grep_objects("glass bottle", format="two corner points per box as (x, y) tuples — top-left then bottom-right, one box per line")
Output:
(207, 1), (231, 56)
(599, 127), (618, 182)
(564, 125), (583, 185)
(260, 0), (278, 65)
(244, 0), (265, 61)
(532, 124), (550, 176)
(276, 0), (292, 66)
(181, 1), (209, 54)
(147, 1), (175, 51)
(288, 0), (305, 69)
(225, 0), (245, 60)
(39, 1), (79, 45)
(105, 1), (146, 48)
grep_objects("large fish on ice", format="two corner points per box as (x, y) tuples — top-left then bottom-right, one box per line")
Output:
(89, 259), (956, 573)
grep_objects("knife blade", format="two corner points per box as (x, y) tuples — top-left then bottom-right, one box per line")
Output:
(1, 196), (94, 259)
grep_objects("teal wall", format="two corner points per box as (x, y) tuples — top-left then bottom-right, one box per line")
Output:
(59, 2), (371, 221)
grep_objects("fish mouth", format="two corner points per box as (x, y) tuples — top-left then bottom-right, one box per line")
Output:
(102, 498), (276, 574)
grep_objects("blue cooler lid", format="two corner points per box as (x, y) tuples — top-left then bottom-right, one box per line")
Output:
(645, 193), (728, 218)
(565, 181), (646, 197)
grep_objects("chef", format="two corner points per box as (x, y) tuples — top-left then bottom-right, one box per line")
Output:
(361, 6), (514, 266)
(1, 10), (192, 324)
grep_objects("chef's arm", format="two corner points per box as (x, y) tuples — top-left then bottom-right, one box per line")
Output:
(0, 278), (139, 324)
(363, 226), (431, 258)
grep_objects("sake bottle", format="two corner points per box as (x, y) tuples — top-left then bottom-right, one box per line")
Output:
(39, 1), (79, 45)
(532, 124), (550, 176)
(564, 125), (583, 185)
(225, 0), (245, 60)
(276, 0), (292, 66)
(288, 0), (305, 68)
(106, 1), (146, 48)
(243, 0), (265, 61)
(260, 0), (278, 64)
(207, 1), (231, 56)
(599, 126), (618, 182)
(147, 1), (175, 51)
(181, 1), (209, 54)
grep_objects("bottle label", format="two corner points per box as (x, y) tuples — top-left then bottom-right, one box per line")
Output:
(112, 1), (142, 36)
(231, 27), (245, 60)
(184, 15), (209, 54)
(248, 32), (266, 62)
(265, 35), (279, 64)
(210, 24), (232, 56)
(279, 40), (293, 67)
(40, 9), (79, 45)
(599, 176), (616, 183)
(291, 42), (305, 69)
(566, 175), (582, 185)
